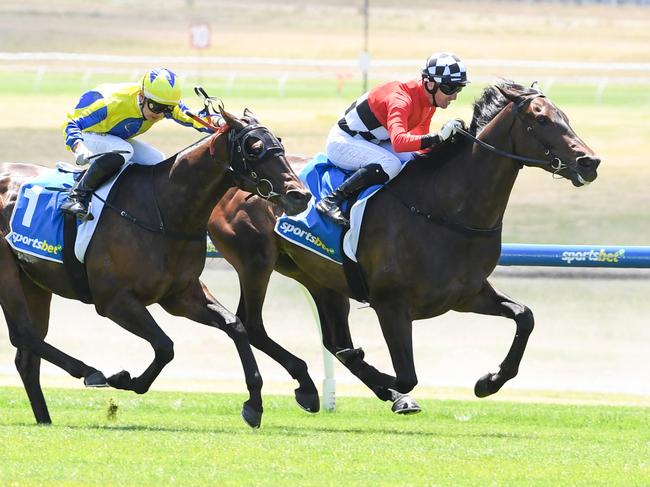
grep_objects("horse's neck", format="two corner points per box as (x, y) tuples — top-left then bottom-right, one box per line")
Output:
(408, 107), (521, 229)
(157, 141), (232, 231)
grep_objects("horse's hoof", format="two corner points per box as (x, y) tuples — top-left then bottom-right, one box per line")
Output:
(391, 393), (422, 415)
(107, 370), (132, 390)
(295, 388), (320, 413)
(474, 372), (501, 398)
(84, 371), (109, 388)
(241, 402), (262, 429)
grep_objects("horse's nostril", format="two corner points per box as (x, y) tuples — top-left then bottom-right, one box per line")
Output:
(287, 190), (310, 203)
(577, 156), (600, 168)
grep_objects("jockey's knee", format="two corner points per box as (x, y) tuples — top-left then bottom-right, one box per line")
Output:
(376, 159), (402, 181)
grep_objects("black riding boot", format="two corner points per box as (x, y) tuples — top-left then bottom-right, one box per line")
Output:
(60, 152), (125, 222)
(316, 163), (389, 227)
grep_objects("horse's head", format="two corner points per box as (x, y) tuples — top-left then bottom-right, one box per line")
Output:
(496, 82), (601, 187)
(218, 107), (310, 215)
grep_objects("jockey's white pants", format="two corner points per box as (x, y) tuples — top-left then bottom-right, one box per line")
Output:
(325, 125), (415, 181)
(79, 133), (165, 166)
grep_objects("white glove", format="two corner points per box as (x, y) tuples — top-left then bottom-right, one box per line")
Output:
(438, 119), (464, 141)
(210, 115), (225, 127)
(73, 142), (93, 166)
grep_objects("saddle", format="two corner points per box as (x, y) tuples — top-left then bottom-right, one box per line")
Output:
(275, 153), (388, 302)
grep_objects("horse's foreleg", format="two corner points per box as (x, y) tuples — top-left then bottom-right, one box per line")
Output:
(308, 286), (398, 402)
(237, 270), (319, 413)
(99, 292), (175, 395)
(456, 281), (534, 397)
(160, 280), (263, 428)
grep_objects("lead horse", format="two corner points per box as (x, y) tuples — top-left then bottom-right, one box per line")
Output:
(208, 81), (601, 413)
(0, 108), (310, 426)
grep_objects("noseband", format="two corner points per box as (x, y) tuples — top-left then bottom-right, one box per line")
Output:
(211, 123), (286, 199)
(456, 93), (568, 174)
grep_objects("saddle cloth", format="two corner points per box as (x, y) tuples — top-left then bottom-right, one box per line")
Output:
(274, 152), (384, 264)
(5, 164), (127, 264)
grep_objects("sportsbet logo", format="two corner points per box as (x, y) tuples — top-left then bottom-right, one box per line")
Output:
(561, 248), (625, 265)
(279, 221), (336, 255)
(10, 232), (62, 256)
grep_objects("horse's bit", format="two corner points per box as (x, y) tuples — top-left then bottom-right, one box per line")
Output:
(456, 93), (569, 174)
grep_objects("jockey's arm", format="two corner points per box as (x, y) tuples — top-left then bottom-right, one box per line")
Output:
(386, 96), (435, 152)
(62, 94), (111, 152)
(169, 101), (223, 133)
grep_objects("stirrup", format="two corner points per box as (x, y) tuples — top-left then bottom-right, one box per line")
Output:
(61, 200), (94, 222)
(316, 204), (349, 227)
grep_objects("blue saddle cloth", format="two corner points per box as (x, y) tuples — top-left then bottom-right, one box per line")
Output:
(5, 169), (76, 264)
(274, 153), (382, 264)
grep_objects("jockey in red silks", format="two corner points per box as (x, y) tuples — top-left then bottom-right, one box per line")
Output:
(317, 52), (470, 227)
(61, 67), (221, 222)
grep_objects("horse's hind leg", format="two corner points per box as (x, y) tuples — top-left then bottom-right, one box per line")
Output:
(237, 269), (319, 413)
(11, 274), (53, 424)
(0, 239), (106, 390)
(97, 291), (175, 395)
(306, 284), (399, 403)
(455, 281), (534, 397)
(160, 280), (264, 428)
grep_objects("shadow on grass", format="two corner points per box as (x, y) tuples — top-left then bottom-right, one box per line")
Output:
(2, 421), (536, 440)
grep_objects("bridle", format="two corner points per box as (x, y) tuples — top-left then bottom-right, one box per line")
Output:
(210, 122), (286, 200)
(455, 93), (570, 174)
(393, 92), (574, 237)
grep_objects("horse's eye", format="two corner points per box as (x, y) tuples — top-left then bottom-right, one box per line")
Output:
(246, 139), (264, 158)
(536, 115), (549, 125)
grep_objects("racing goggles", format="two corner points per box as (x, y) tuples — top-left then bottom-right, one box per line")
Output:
(146, 99), (175, 114)
(438, 83), (464, 96)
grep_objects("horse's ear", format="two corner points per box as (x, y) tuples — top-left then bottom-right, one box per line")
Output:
(219, 105), (246, 131)
(243, 108), (259, 124)
(496, 82), (526, 104)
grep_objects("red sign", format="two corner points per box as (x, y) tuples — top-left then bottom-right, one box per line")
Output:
(189, 23), (211, 50)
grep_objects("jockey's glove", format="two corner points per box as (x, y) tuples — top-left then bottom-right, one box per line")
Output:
(211, 115), (226, 128)
(74, 143), (93, 166)
(438, 119), (464, 141)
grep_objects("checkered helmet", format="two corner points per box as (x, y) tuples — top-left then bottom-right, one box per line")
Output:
(422, 52), (469, 85)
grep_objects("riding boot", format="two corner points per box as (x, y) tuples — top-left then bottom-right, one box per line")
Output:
(60, 152), (125, 222)
(316, 163), (389, 227)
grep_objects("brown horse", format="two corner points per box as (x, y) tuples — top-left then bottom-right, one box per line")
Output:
(0, 108), (310, 427)
(208, 81), (601, 413)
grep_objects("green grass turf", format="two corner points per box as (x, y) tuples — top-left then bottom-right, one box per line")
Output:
(0, 387), (648, 486)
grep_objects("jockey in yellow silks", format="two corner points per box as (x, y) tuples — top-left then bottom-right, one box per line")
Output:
(61, 67), (220, 221)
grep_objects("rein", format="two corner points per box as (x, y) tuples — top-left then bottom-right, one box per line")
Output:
(92, 166), (205, 242)
(97, 121), (286, 240)
(455, 94), (567, 173)
(382, 185), (503, 238)
(387, 93), (569, 237)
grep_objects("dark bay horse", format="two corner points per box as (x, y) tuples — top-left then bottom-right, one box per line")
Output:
(207, 81), (601, 413)
(0, 108), (310, 427)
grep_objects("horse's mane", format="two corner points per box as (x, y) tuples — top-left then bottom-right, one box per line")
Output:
(410, 79), (537, 168)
